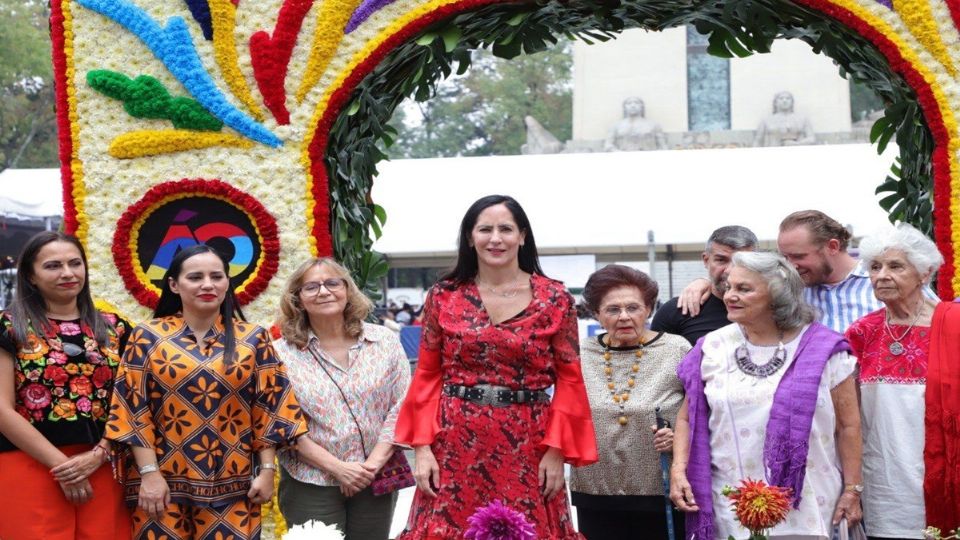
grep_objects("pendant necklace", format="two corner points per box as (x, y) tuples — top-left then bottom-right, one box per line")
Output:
(476, 276), (524, 298)
(602, 335), (646, 426)
(884, 298), (924, 356)
(734, 328), (787, 378)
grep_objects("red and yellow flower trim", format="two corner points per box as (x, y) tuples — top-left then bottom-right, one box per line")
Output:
(112, 179), (280, 309)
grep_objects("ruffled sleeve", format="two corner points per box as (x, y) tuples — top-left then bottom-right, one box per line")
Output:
(539, 293), (598, 467)
(394, 288), (442, 447)
(251, 327), (308, 450)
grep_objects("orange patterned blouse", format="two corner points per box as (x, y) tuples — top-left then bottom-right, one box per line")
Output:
(106, 315), (306, 506)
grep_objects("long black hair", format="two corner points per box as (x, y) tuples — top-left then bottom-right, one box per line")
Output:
(8, 231), (110, 345)
(154, 244), (245, 361)
(440, 194), (544, 283)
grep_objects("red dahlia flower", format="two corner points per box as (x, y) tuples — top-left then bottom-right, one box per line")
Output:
(723, 478), (792, 538)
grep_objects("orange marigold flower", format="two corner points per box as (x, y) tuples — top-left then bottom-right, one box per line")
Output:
(724, 478), (792, 534)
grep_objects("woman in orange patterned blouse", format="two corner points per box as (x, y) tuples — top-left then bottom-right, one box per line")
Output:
(0, 231), (131, 540)
(106, 245), (307, 540)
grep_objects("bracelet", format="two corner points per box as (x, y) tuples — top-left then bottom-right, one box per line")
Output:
(138, 463), (160, 475)
(92, 444), (111, 463)
(260, 462), (277, 470)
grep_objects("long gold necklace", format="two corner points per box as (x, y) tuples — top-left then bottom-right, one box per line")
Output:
(602, 335), (647, 426)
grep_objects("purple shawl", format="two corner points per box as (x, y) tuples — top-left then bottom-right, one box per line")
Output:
(676, 322), (851, 540)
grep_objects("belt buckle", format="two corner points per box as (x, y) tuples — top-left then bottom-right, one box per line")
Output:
(474, 384), (510, 407)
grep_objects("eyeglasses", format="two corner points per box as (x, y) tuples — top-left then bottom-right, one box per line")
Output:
(601, 304), (646, 317)
(298, 279), (345, 295)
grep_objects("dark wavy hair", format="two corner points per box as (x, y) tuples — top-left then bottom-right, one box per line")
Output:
(8, 231), (110, 345)
(440, 195), (544, 283)
(154, 245), (245, 361)
(582, 264), (659, 316)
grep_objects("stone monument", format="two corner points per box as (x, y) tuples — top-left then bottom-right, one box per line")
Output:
(521, 115), (564, 154)
(753, 91), (816, 147)
(604, 97), (666, 151)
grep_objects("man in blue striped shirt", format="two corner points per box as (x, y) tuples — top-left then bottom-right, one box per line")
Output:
(778, 210), (882, 333)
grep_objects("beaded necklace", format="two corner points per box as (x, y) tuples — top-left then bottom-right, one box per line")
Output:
(601, 334), (648, 426)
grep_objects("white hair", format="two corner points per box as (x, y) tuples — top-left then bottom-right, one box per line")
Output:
(858, 223), (944, 282)
(731, 251), (816, 331)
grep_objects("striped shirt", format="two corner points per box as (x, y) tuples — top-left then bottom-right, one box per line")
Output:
(804, 263), (938, 333)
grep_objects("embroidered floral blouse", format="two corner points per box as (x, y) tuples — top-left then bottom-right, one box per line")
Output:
(106, 315), (307, 506)
(274, 322), (411, 486)
(0, 311), (129, 452)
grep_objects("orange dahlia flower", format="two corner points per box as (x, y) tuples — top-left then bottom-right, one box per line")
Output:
(723, 479), (792, 536)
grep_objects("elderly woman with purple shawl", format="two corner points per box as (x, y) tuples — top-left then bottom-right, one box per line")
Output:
(669, 252), (863, 539)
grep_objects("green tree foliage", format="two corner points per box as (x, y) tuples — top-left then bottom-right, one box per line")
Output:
(0, 0), (58, 171)
(387, 42), (572, 158)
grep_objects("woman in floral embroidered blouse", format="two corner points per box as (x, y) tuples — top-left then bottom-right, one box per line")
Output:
(395, 195), (598, 540)
(845, 224), (944, 539)
(106, 244), (306, 540)
(274, 257), (411, 539)
(0, 231), (131, 540)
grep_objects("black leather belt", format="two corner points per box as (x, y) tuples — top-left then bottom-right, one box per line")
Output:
(443, 384), (550, 407)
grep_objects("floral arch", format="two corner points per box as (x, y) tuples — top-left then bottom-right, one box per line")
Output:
(52, 0), (960, 328)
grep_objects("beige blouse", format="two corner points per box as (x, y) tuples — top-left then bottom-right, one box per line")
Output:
(569, 331), (689, 497)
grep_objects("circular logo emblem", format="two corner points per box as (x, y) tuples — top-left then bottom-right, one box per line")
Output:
(114, 179), (279, 308)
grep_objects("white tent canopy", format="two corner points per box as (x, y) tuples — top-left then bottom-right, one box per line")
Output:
(0, 168), (64, 220)
(371, 144), (899, 256)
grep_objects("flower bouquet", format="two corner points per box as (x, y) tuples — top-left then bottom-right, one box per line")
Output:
(464, 500), (536, 540)
(722, 479), (792, 540)
(282, 520), (345, 540)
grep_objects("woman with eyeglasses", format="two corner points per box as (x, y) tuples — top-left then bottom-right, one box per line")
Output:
(106, 245), (307, 540)
(395, 194), (597, 539)
(570, 264), (690, 540)
(273, 257), (411, 539)
(0, 231), (131, 540)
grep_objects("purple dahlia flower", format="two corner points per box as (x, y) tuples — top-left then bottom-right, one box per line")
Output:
(464, 500), (536, 540)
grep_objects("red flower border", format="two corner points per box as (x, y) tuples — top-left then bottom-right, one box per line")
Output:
(947, 0), (960, 37)
(307, 0), (956, 298)
(112, 178), (280, 309)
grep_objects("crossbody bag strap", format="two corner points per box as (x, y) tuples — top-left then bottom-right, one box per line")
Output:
(307, 345), (368, 459)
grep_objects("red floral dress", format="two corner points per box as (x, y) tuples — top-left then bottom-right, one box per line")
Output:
(395, 274), (598, 540)
(0, 312), (128, 451)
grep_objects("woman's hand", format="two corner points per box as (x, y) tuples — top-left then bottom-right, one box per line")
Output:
(832, 492), (863, 526)
(332, 460), (375, 497)
(413, 445), (440, 498)
(669, 467), (699, 512)
(138, 471), (171, 520)
(651, 425), (673, 453)
(539, 447), (565, 500)
(59, 478), (93, 505)
(247, 470), (275, 504)
(50, 448), (105, 484)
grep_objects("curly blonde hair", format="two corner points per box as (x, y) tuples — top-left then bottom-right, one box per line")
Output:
(277, 257), (374, 348)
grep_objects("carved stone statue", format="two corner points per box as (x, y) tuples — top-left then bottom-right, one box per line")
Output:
(604, 97), (666, 151)
(521, 115), (564, 154)
(753, 91), (816, 147)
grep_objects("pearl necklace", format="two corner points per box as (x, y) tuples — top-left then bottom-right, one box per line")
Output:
(601, 335), (648, 426)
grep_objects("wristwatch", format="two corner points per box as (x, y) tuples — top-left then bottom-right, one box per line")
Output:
(844, 484), (864, 494)
(256, 462), (277, 476)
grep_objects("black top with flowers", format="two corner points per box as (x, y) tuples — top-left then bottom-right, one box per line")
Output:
(0, 312), (129, 452)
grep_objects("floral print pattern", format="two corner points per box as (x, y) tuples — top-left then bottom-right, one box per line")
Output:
(0, 312), (127, 424)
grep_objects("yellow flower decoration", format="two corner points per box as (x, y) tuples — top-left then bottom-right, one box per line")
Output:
(108, 130), (255, 159)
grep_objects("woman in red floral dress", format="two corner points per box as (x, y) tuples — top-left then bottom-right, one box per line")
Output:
(395, 195), (598, 539)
